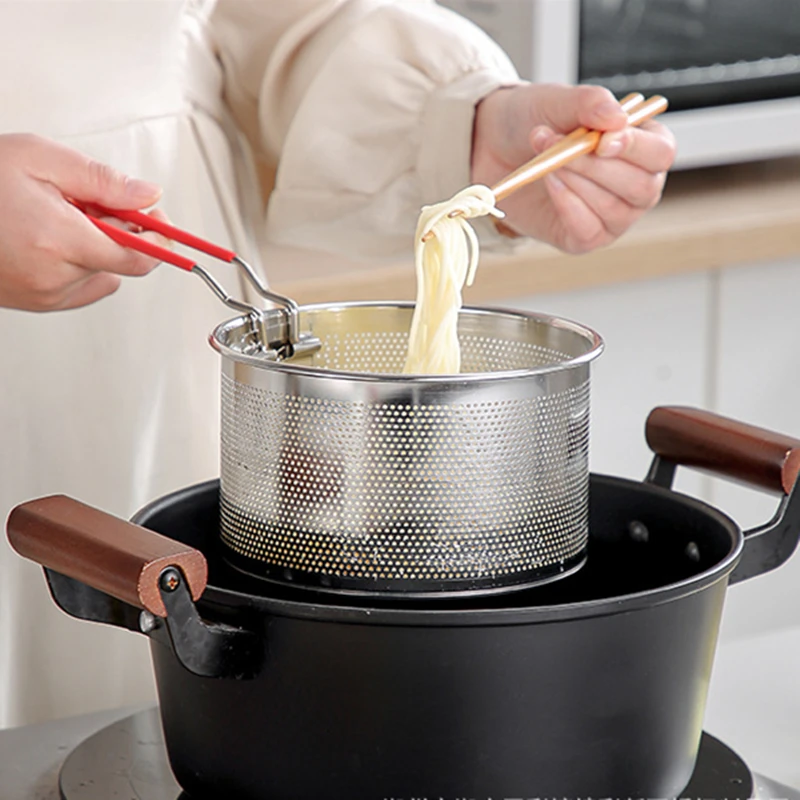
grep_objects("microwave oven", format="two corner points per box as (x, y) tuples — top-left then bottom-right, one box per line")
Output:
(438, 0), (800, 168)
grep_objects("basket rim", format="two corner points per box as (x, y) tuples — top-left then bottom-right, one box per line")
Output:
(208, 301), (604, 382)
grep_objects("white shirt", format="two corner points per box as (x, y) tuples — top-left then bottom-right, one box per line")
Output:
(0, 0), (516, 727)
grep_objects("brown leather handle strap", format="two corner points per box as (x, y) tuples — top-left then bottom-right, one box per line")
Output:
(646, 406), (800, 495)
(7, 495), (208, 617)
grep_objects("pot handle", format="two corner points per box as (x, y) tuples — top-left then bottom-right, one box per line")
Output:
(6, 495), (208, 618)
(645, 406), (800, 584)
(645, 406), (800, 495)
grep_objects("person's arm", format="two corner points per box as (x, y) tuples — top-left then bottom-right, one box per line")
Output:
(211, 0), (518, 258)
(211, 0), (674, 259)
(0, 134), (167, 311)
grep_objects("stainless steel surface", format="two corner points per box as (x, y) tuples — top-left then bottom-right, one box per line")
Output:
(211, 302), (603, 592)
(194, 255), (320, 359)
(190, 263), (261, 318)
(232, 255), (304, 346)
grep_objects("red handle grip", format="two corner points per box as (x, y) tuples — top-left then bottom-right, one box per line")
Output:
(90, 205), (237, 263)
(86, 215), (197, 272)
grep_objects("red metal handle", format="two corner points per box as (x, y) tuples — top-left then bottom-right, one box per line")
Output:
(89, 205), (237, 263)
(86, 214), (197, 271)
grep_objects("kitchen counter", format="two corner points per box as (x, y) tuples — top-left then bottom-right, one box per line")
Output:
(265, 156), (800, 305)
(0, 706), (140, 800)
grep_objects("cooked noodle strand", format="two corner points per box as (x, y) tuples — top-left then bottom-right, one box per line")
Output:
(403, 185), (502, 374)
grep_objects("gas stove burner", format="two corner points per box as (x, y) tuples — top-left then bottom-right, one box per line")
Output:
(58, 708), (760, 800)
(59, 709), (183, 799)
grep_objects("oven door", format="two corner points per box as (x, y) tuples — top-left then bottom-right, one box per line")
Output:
(579, 0), (800, 111)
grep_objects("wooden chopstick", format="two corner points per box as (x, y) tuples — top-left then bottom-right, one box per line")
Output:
(491, 92), (651, 201)
(421, 93), (668, 241)
(520, 91), (644, 167)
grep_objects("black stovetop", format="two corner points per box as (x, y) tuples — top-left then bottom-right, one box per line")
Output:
(2, 705), (797, 800)
(58, 708), (753, 800)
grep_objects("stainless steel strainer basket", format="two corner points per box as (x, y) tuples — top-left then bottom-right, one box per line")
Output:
(210, 302), (603, 597)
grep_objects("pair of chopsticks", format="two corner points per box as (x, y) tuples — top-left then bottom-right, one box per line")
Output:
(422, 92), (668, 241)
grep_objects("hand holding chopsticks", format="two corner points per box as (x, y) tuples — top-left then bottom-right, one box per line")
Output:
(491, 93), (668, 202)
(423, 92), (669, 242)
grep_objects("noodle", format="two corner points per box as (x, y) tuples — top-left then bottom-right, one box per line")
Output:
(403, 185), (503, 374)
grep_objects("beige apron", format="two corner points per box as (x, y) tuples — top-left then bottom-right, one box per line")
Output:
(0, 0), (522, 729)
(0, 0), (263, 727)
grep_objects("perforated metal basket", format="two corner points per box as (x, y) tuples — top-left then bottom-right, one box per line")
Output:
(210, 302), (603, 597)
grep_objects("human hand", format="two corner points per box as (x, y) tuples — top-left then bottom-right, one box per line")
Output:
(471, 84), (677, 253)
(0, 133), (168, 311)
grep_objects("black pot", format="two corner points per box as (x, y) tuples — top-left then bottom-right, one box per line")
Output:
(8, 407), (800, 800)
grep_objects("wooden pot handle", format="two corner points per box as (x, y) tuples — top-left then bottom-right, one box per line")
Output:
(7, 495), (208, 617)
(646, 406), (800, 495)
